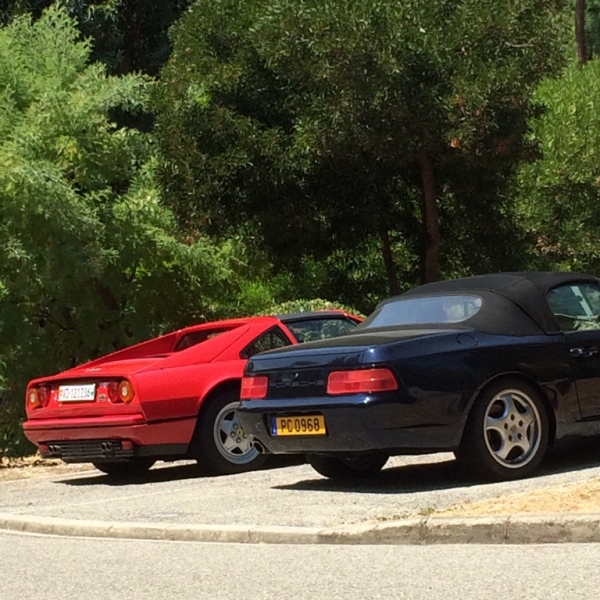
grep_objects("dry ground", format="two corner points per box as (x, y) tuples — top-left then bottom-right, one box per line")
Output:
(438, 478), (600, 516)
(0, 456), (91, 482)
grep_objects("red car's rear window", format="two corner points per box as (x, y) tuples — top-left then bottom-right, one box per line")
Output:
(174, 328), (233, 351)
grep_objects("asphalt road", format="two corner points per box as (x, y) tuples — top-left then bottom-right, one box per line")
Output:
(1, 531), (599, 600)
(2, 439), (600, 529)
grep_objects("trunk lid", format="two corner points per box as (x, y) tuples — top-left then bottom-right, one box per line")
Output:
(246, 327), (458, 399)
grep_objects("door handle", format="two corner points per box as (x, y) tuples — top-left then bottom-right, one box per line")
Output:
(570, 346), (599, 358)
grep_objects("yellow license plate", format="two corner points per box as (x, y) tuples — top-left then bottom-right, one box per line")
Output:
(272, 415), (327, 436)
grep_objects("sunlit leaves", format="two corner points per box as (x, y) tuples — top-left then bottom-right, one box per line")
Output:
(518, 60), (600, 271)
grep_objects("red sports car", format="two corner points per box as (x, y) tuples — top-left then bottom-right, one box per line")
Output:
(23, 311), (360, 478)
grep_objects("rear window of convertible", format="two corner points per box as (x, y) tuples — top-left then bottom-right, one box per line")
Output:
(361, 295), (483, 328)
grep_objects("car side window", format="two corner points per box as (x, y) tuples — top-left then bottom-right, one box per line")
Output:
(548, 283), (600, 332)
(241, 328), (291, 359)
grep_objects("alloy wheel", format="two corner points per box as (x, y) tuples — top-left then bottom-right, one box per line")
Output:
(213, 401), (261, 465)
(483, 388), (542, 469)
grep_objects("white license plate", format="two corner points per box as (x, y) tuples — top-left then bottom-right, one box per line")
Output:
(58, 384), (96, 402)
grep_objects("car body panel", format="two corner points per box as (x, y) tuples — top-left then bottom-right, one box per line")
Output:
(23, 311), (362, 465)
(240, 331), (579, 453)
(237, 273), (600, 466)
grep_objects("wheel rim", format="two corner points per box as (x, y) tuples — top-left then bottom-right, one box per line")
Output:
(483, 388), (542, 469)
(213, 401), (261, 465)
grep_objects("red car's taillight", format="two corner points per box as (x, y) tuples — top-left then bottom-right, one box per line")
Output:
(27, 387), (40, 408)
(27, 384), (52, 409)
(102, 380), (135, 403)
(118, 380), (135, 403)
(326, 368), (398, 395)
(241, 376), (268, 400)
(38, 384), (51, 407)
(105, 382), (119, 403)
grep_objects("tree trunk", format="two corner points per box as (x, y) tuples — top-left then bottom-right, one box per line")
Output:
(379, 226), (399, 296)
(576, 0), (587, 67)
(418, 149), (441, 283)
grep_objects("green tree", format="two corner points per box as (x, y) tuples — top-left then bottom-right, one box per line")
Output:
(585, 0), (600, 59)
(0, 0), (47, 25)
(156, 0), (568, 298)
(517, 60), (600, 272)
(0, 0), (191, 75)
(0, 6), (237, 454)
(576, 0), (587, 65)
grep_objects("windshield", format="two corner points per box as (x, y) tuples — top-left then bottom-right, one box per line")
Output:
(284, 317), (358, 343)
(360, 295), (483, 328)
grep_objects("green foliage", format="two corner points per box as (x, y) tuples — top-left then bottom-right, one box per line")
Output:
(517, 60), (600, 273)
(155, 0), (568, 301)
(0, 7), (239, 455)
(258, 298), (364, 318)
(0, 0), (191, 75)
(587, 0), (600, 59)
(65, 0), (192, 75)
(0, 0), (46, 25)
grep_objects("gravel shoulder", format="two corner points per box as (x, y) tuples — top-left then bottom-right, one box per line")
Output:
(3, 442), (600, 524)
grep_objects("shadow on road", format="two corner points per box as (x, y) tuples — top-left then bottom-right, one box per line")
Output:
(274, 457), (468, 495)
(58, 454), (304, 487)
(55, 436), (600, 491)
(273, 436), (600, 495)
(541, 435), (600, 475)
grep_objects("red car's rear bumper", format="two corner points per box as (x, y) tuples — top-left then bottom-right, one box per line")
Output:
(23, 415), (196, 462)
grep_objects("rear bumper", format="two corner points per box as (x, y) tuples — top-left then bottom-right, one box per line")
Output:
(23, 415), (196, 462)
(237, 393), (465, 455)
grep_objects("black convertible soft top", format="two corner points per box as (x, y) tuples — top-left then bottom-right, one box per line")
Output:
(396, 272), (600, 335)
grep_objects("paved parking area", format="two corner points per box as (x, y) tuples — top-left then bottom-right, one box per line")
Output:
(2, 439), (600, 529)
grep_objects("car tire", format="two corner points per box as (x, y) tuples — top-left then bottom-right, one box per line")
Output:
(92, 458), (155, 479)
(307, 453), (389, 480)
(189, 390), (268, 475)
(456, 380), (550, 481)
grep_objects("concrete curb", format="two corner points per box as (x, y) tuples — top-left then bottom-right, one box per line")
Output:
(3, 512), (600, 545)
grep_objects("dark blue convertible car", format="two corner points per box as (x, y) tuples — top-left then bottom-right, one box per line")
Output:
(238, 272), (600, 481)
